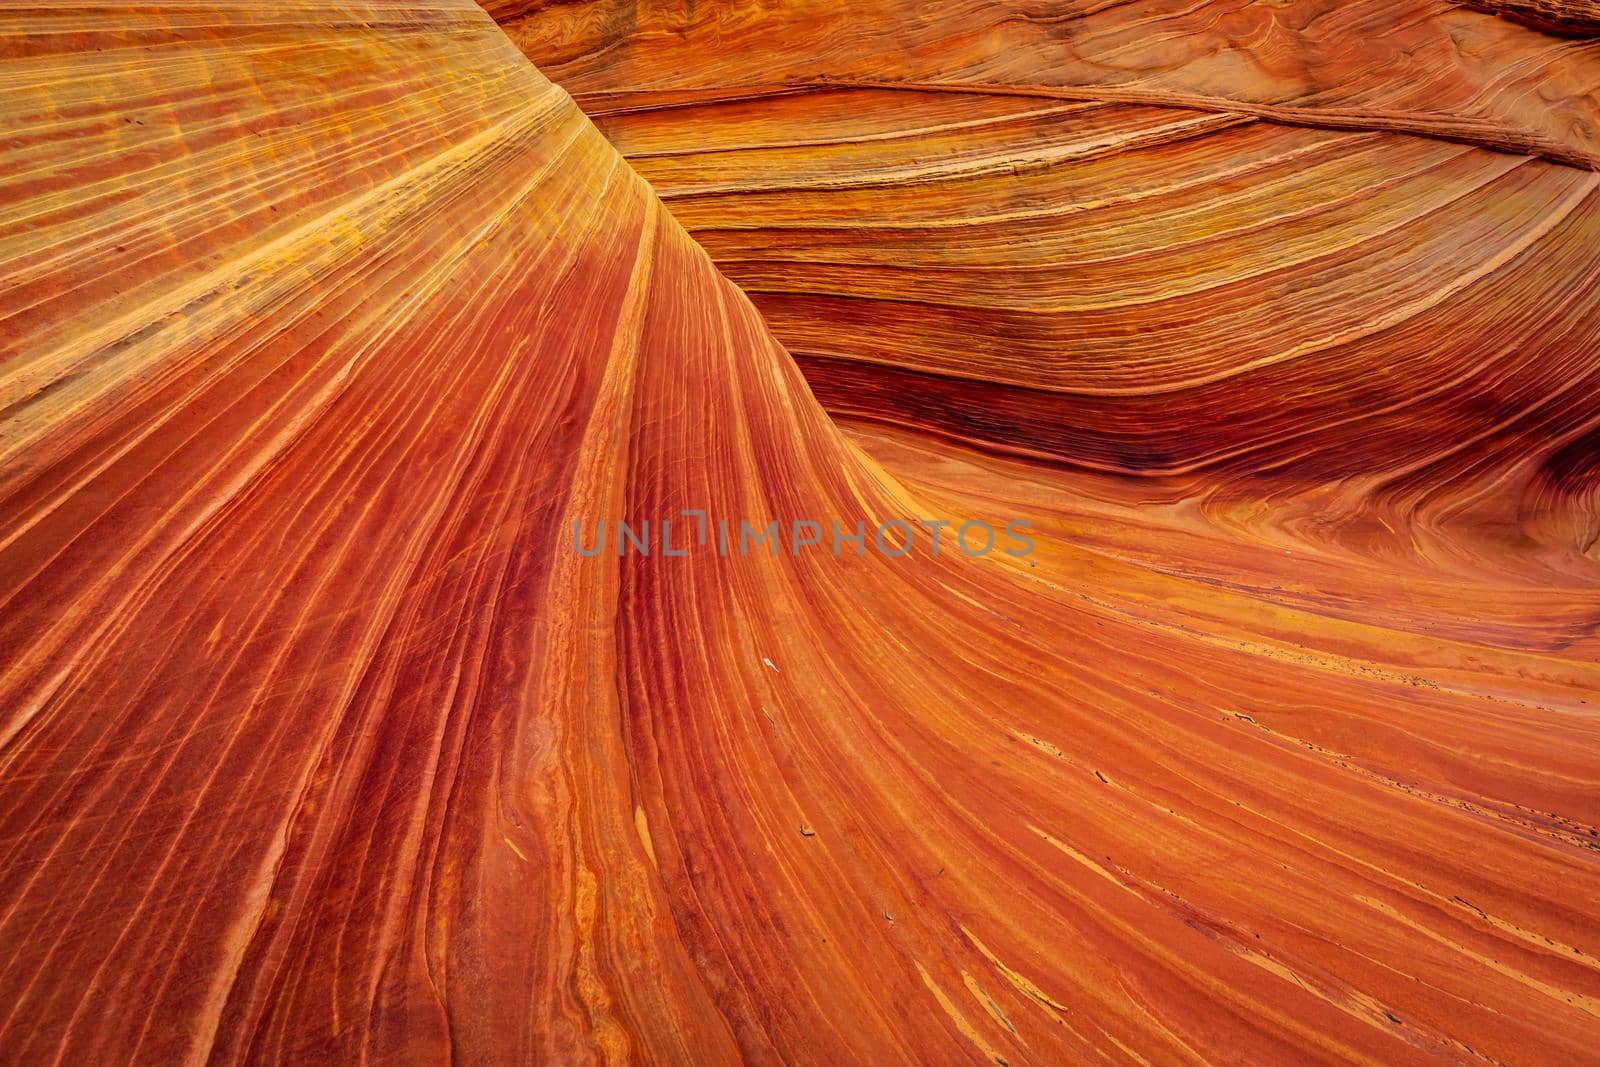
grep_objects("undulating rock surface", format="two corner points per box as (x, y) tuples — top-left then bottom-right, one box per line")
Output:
(1, 1), (1598, 1064)
(496, 1), (1600, 561)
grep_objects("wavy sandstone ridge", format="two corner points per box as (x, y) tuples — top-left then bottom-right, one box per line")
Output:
(2, 2), (1599, 1065)
(496, 0), (1600, 563)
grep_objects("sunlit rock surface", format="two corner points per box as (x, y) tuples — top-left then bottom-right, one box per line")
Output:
(1, 1), (1599, 1064)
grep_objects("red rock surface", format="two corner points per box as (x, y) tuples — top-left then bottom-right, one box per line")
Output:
(1, 1), (1598, 1063)
(497, 1), (1600, 550)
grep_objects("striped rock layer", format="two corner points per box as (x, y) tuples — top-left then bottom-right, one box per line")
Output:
(497, 0), (1600, 562)
(0, 2), (1598, 1066)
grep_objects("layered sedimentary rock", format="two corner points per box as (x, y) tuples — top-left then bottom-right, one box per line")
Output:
(1464, 0), (1600, 34)
(497, 0), (1600, 563)
(2, 2), (1599, 1065)
(490, 0), (1600, 163)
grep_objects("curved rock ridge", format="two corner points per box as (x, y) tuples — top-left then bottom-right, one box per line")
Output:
(497, 3), (1600, 560)
(2, 3), (1600, 1066)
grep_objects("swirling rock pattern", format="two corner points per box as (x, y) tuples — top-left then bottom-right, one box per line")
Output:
(1, 2), (1598, 1065)
(499, 0), (1600, 557)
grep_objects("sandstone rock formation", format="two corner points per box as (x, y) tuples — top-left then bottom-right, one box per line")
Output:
(496, 0), (1600, 561)
(1, 1), (1598, 1063)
